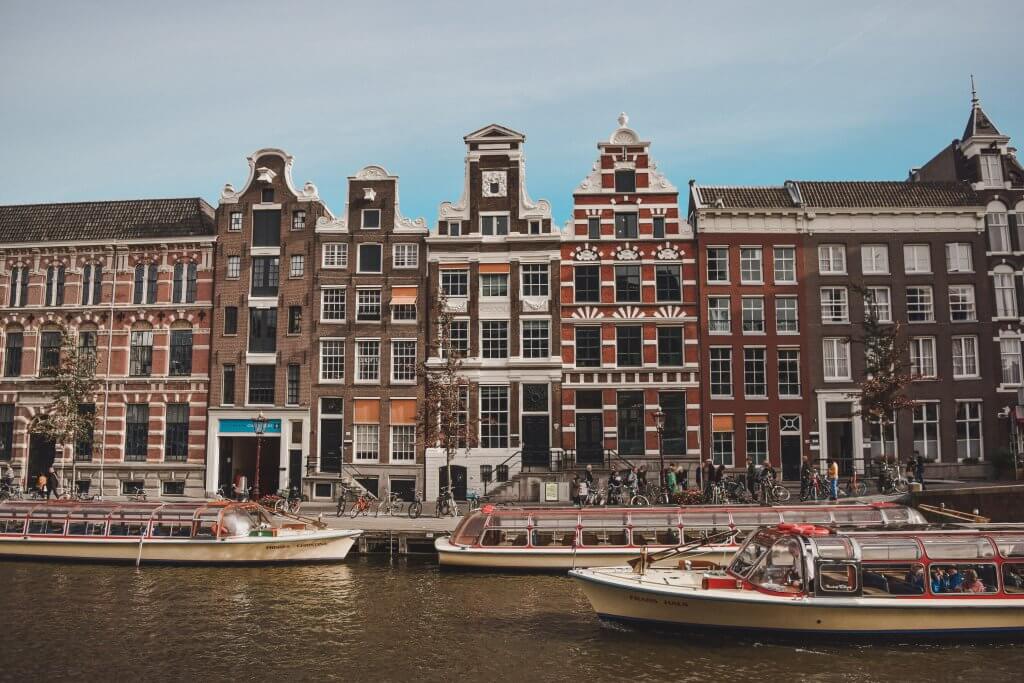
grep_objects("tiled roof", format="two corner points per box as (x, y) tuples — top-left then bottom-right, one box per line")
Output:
(693, 186), (796, 209)
(0, 198), (216, 243)
(795, 181), (981, 208)
(963, 103), (1002, 140)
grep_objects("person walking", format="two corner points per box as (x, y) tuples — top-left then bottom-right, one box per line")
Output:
(703, 459), (715, 499)
(584, 464), (595, 488)
(46, 466), (59, 500)
(746, 458), (756, 496)
(1, 462), (13, 489)
(914, 450), (926, 490)
(677, 464), (688, 492)
(570, 474), (581, 507)
(827, 459), (839, 501)
(665, 464), (677, 502)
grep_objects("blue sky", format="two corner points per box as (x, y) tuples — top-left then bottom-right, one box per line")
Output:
(1, 0), (1021, 224)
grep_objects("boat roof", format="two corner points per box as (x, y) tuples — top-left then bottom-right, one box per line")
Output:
(0, 500), (254, 519)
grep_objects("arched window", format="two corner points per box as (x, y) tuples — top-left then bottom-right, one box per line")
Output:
(129, 322), (154, 377)
(77, 323), (98, 362)
(39, 325), (63, 375)
(993, 265), (1018, 318)
(172, 262), (198, 304)
(133, 263), (157, 304)
(45, 265), (66, 306)
(3, 325), (24, 377)
(987, 201), (1010, 253)
(9, 265), (30, 307)
(81, 262), (103, 306)
(169, 321), (193, 377)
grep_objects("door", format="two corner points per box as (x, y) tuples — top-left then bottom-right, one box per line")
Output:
(320, 419), (342, 473)
(576, 414), (604, 465)
(288, 450), (302, 491)
(827, 421), (854, 476)
(781, 435), (802, 481)
(521, 415), (550, 467)
(28, 434), (56, 484)
(438, 465), (467, 500)
(218, 437), (234, 490)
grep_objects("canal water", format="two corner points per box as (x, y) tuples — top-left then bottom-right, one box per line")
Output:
(2, 557), (1022, 682)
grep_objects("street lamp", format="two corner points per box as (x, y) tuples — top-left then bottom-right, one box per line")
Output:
(654, 407), (666, 500)
(252, 411), (269, 500)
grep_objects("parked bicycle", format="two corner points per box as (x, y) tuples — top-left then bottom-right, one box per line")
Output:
(375, 491), (404, 517)
(878, 462), (910, 495)
(407, 490), (423, 519)
(0, 482), (25, 501)
(335, 482), (361, 517)
(757, 478), (790, 504)
(466, 490), (490, 512)
(348, 490), (375, 518)
(125, 488), (148, 502)
(435, 486), (458, 518)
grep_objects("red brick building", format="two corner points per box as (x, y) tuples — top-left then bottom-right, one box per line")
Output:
(0, 199), (216, 497)
(560, 114), (700, 479)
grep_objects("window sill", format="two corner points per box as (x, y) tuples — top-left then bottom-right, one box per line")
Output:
(318, 378), (346, 385)
(952, 375), (981, 381)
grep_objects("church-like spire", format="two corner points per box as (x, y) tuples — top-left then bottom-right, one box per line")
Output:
(963, 74), (1002, 140)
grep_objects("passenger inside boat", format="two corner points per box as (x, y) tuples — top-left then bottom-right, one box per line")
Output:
(746, 537), (804, 593)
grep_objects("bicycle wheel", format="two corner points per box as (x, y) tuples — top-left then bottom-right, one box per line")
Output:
(408, 501), (422, 519)
(850, 480), (867, 497)
(438, 499), (451, 517)
(336, 497), (347, 517)
(773, 485), (791, 502)
(894, 479), (909, 494)
(349, 501), (363, 518)
(630, 495), (649, 507)
(288, 499), (301, 514)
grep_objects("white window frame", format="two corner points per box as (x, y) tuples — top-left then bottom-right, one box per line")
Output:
(866, 287), (892, 323)
(955, 400), (983, 461)
(480, 273), (509, 298)
(229, 211), (242, 231)
(772, 246), (796, 284)
(906, 286), (934, 323)
(480, 320), (509, 359)
(903, 244), (932, 274)
(909, 337), (937, 379)
(520, 264), (550, 298)
(289, 254), (305, 278)
(322, 243), (348, 269)
(994, 267), (1018, 318)
(361, 208), (381, 230)
(739, 247), (763, 284)
(355, 339), (381, 383)
(948, 284), (977, 322)
(775, 296), (799, 334)
(708, 296), (731, 334)
(480, 212), (510, 237)
(706, 247), (729, 284)
(981, 154), (1004, 188)
(912, 402), (941, 461)
(320, 287), (346, 322)
(291, 210), (306, 231)
(391, 340), (417, 383)
(447, 221), (461, 237)
(393, 243), (419, 269)
(319, 338), (345, 383)
(741, 296), (765, 334)
(818, 244), (846, 274)
(777, 348), (801, 397)
(354, 424), (380, 462)
(440, 270), (469, 298)
(226, 256), (240, 279)
(709, 347), (732, 398)
(820, 287), (849, 324)
(356, 288), (382, 322)
(357, 243), (383, 274)
(521, 319), (550, 359)
(823, 338), (851, 381)
(390, 425), (416, 462)
(861, 244), (889, 275)
(945, 243), (973, 273)
(1000, 336), (1022, 385)
(951, 335), (979, 379)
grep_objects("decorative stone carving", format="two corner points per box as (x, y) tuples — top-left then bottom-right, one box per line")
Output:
(612, 306), (645, 319)
(522, 297), (549, 312)
(482, 171), (508, 197)
(220, 183), (237, 201)
(256, 167), (277, 183)
(615, 246), (640, 261)
(478, 301), (511, 318)
(574, 247), (599, 262)
(575, 161), (602, 192)
(654, 305), (685, 319)
(647, 160), (678, 191)
(363, 187), (377, 201)
(444, 297), (468, 314)
(298, 181), (320, 201)
(571, 306), (604, 320)
(656, 246), (681, 260)
(355, 165), (389, 180)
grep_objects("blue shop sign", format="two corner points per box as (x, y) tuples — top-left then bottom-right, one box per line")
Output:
(219, 418), (282, 434)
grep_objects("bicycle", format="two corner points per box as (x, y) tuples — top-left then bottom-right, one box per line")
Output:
(878, 463), (910, 495)
(335, 482), (360, 517)
(348, 490), (375, 518)
(840, 472), (868, 498)
(628, 485), (649, 507)
(126, 489), (148, 503)
(435, 486), (458, 517)
(0, 482), (25, 501)
(407, 490), (423, 519)
(801, 471), (826, 502)
(758, 478), (790, 504)
(466, 490), (490, 512)
(375, 491), (404, 517)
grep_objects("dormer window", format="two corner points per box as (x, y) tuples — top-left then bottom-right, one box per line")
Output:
(528, 220), (542, 235)
(481, 214), (509, 236)
(980, 154), (1004, 187)
(362, 209), (381, 230)
(229, 212), (242, 231)
(614, 169), (636, 193)
(261, 188), (274, 203)
(447, 221), (461, 237)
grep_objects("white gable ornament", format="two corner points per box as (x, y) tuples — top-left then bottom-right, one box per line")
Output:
(256, 167), (277, 183)
(481, 171), (507, 197)
(574, 246), (599, 262)
(656, 245), (681, 260)
(615, 245), (640, 261)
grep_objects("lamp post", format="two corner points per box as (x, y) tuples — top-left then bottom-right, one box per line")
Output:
(252, 411), (269, 501)
(654, 408), (666, 500)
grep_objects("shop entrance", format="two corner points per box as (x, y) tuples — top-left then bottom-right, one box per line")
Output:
(219, 435), (281, 498)
(28, 434), (56, 485)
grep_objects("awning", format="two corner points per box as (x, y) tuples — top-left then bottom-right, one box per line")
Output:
(746, 414), (769, 424)
(391, 399), (417, 424)
(479, 263), (510, 274)
(712, 415), (734, 431)
(354, 399), (380, 423)
(391, 297), (417, 306)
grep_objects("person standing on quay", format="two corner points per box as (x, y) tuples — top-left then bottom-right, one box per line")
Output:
(914, 450), (926, 490)
(827, 460), (839, 501)
(665, 465), (677, 500)
(570, 474), (580, 507)
(46, 466), (59, 500)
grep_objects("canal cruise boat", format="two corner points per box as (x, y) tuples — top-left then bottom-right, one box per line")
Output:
(435, 503), (925, 570)
(0, 500), (362, 564)
(570, 524), (1024, 637)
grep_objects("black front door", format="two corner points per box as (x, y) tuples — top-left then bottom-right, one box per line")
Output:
(521, 415), (550, 467)
(320, 418), (342, 473)
(28, 434), (56, 483)
(288, 449), (302, 491)
(827, 421), (854, 476)
(576, 414), (604, 465)
(438, 465), (467, 500)
(781, 435), (802, 481)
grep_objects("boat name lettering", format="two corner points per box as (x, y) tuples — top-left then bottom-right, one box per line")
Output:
(265, 541), (328, 550)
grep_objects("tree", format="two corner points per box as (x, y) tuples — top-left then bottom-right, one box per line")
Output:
(417, 294), (477, 503)
(29, 324), (101, 486)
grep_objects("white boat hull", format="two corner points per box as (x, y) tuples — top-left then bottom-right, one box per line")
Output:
(0, 529), (361, 564)
(571, 568), (1024, 636)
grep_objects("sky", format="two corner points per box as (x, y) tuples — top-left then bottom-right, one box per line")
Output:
(1, 0), (1022, 224)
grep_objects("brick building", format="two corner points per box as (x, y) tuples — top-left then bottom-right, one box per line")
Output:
(560, 114), (700, 481)
(309, 165), (428, 502)
(0, 198), (215, 497)
(688, 183), (811, 480)
(425, 124), (561, 499)
(205, 149), (330, 497)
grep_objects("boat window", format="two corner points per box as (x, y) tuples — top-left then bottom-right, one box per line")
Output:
(67, 520), (106, 536)
(27, 520), (65, 535)
(580, 527), (629, 546)
(993, 535), (1024, 558)
(922, 537), (995, 560)
(1001, 563), (1024, 594)
(731, 511), (783, 527)
(830, 509), (882, 524)
(531, 529), (577, 547)
(810, 537), (856, 560)
(780, 510), (832, 524)
(452, 514), (488, 545)
(194, 522), (218, 538)
(749, 537), (804, 593)
(579, 513), (629, 529)
(109, 521), (147, 536)
(486, 513), (530, 530)
(877, 506), (919, 524)
(221, 510), (255, 537)
(817, 563), (859, 593)
(628, 512), (680, 527)
(631, 528), (680, 546)
(480, 528), (528, 547)
(728, 532), (773, 577)
(861, 563), (926, 596)
(1, 519), (26, 534)
(151, 523), (192, 538)
(532, 513), (580, 529)
(928, 564), (998, 594)
(683, 526), (732, 544)
(856, 537), (921, 561)
(680, 513), (728, 528)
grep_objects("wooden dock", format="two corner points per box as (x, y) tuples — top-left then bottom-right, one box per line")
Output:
(319, 511), (457, 556)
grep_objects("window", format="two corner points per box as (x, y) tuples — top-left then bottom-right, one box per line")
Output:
(287, 364), (300, 405)
(527, 219), (542, 235)
(356, 340), (381, 382)
(860, 245), (889, 274)
(866, 287), (892, 322)
(612, 390), (643, 456)
(746, 422), (768, 464)
(708, 296), (731, 333)
(81, 264), (102, 305)
(362, 209), (381, 229)
(823, 338), (851, 380)
(321, 288), (346, 322)
(44, 265), (65, 306)
(323, 243), (348, 268)
(981, 153), (1004, 187)
(956, 402), (983, 460)
(391, 425), (416, 462)
(906, 286), (934, 322)
(165, 404), (189, 462)
(251, 257), (280, 297)
(392, 300), (417, 322)
(587, 217), (601, 240)
(820, 287), (849, 323)
(912, 403), (940, 460)
(125, 404), (149, 462)
(320, 340), (345, 381)
(0, 404), (14, 461)
(3, 332), (23, 377)
(1001, 337), (1022, 384)
(712, 416), (735, 466)
(521, 264), (549, 297)
(952, 336), (979, 378)
(356, 289), (381, 321)
(447, 221), (462, 237)
(227, 256), (240, 279)
(224, 306), (238, 335)
(248, 308), (277, 354)
(222, 365), (235, 405)
(614, 212), (638, 239)
(169, 330), (193, 376)
(741, 297), (764, 333)
(129, 330), (153, 376)
(743, 348), (766, 397)
(616, 326), (642, 366)
(994, 268), (1018, 318)
(657, 327), (683, 366)
(481, 321), (509, 359)
(445, 320), (469, 358)
(261, 188), (274, 203)
(392, 341), (417, 381)
(658, 391), (686, 455)
(77, 330), (97, 361)
(8, 266), (29, 307)
(653, 216), (665, 239)
(575, 327), (601, 367)
(818, 245), (846, 274)
(289, 254), (304, 278)
(866, 417), (896, 460)
(481, 214), (509, 236)
(357, 244), (383, 273)
(354, 425), (380, 461)
(292, 210), (305, 231)
(248, 365), (276, 404)
(522, 320), (549, 359)
(945, 243), (973, 273)
(655, 265), (681, 302)
(480, 386), (509, 448)
(615, 266), (641, 302)
(775, 297), (799, 333)
(909, 337), (937, 378)
(480, 274), (508, 298)
(288, 306), (302, 334)
(903, 244), (931, 273)
(172, 262), (197, 303)
(440, 270), (468, 298)
(36, 331), (62, 376)
(393, 243), (419, 268)
(710, 348), (732, 397)
(987, 212), (1010, 252)
(773, 247), (796, 283)
(574, 266), (600, 302)
(74, 403), (95, 461)
(740, 248), (763, 283)
(133, 263), (157, 304)
(229, 211), (242, 231)
(778, 349), (800, 397)
(252, 209), (280, 246)
(614, 169), (636, 193)
(948, 285), (976, 322)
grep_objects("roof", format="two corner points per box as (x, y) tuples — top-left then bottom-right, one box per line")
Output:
(692, 186), (796, 209)
(963, 102), (1002, 140)
(693, 181), (981, 210)
(0, 198), (216, 243)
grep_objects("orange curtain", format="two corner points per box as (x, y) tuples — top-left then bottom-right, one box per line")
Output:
(711, 415), (734, 432)
(746, 414), (769, 424)
(353, 399), (380, 423)
(390, 399), (417, 424)
(478, 263), (510, 274)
